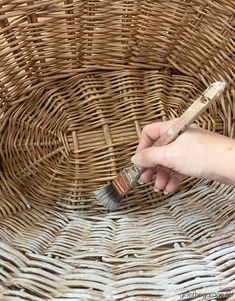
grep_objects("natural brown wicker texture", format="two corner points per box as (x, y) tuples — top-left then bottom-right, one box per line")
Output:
(0, 0), (235, 300)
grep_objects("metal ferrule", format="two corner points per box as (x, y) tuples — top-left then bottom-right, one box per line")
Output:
(112, 165), (144, 196)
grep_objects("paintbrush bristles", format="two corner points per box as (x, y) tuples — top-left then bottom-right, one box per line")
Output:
(95, 165), (143, 211)
(95, 183), (121, 211)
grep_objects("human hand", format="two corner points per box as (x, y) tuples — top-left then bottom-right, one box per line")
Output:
(131, 119), (235, 193)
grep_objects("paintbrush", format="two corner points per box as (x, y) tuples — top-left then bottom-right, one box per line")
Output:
(95, 81), (226, 211)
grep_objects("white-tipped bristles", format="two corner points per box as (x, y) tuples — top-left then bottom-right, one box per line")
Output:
(95, 183), (122, 211)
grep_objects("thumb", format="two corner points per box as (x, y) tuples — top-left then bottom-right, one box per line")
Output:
(131, 145), (170, 168)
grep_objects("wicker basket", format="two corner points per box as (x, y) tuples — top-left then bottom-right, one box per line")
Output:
(0, 0), (235, 300)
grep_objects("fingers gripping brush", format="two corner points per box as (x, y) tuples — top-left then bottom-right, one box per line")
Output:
(95, 81), (226, 211)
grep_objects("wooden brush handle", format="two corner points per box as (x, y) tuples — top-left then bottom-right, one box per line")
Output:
(154, 92), (211, 147)
(153, 80), (226, 147)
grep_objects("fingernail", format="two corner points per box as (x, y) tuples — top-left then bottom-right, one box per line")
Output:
(154, 186), (159, 192)
(163, 191), (169, 195)
(131, 155), (137, 165)
(138, 179), (144, 185)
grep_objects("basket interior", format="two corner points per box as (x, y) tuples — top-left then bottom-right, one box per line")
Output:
(0, 1), (235, 300)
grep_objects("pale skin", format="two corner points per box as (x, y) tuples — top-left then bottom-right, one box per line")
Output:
(131, 119), (235, 193)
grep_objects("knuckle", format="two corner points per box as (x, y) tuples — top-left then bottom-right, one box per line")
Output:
(137, 150), (147, 165)
(137, 151), (144, 164)
(162, 145), (174, 167)
(142, 124), (149, 135)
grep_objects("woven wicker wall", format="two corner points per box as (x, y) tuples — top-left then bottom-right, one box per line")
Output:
(0, 0), (235, 300)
